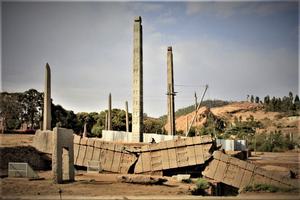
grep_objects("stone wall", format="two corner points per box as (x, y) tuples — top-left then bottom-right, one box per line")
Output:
(101, 130), (182, 143)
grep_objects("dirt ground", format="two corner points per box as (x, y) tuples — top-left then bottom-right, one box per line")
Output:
(0, 134), (299, 199)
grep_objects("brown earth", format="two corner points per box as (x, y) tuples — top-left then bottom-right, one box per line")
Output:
(165, 102), (299, 139)
(0, 133), (299, 199)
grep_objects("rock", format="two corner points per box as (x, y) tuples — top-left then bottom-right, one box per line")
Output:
(117, 175), (167, 185)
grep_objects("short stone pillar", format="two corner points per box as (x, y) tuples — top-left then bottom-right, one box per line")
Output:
(52, 127), (74, 183)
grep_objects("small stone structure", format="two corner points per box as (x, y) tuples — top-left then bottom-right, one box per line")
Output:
(32, 129), (54, 154)
(101, 130), (179, 143)
(8, 162), (39, 179)
(52, 127), (74, 183)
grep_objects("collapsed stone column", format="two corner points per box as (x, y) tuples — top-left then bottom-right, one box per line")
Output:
(43, 63), (51, 130)
(132, 16), (143, 142)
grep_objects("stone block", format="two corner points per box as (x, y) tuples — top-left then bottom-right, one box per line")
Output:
(94, 139), (103, 148)
(214, 160), (227, 181)
(80, 137), (88, 145)
(201, 135), (213, 143)
(142, 152), (152, 172)
(150, 151), (162, 171)
(32, 130), (53, 154)
(111, 151), (122, 172)
(73, 143), (80, 165)
(219, 152), (230, 163)
(87, 138), (96, 146)
(185, 137), (194, 146)
(186, 145), (196, 166)
(212, 150), (222, 160)
(84, 146), (94, 166)
(192, 136), (202, 144)
(245, 162), (256, 172)
(52, 127), (74, 183)
(240, 170), (253, 189)
(173, 174), (191, 182)
(202, 159), (219, 179)
(92, 147), (101, 161)
(176, 147), (188, 167)
(77, 145), (87, 166)
(73, 134), (81, 144)
(194, 145), (204, 164)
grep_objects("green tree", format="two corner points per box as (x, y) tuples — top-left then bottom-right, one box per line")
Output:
(144, 117), (165, 134)
(0, 92), (23, 129)
(255, 96), (260, 104)
(20, 89), (43, 129)
(294, 95), (300, 111)
(250, 95), (254, 103)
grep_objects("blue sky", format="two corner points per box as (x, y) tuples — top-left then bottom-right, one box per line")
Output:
(1, 1), (299, 117)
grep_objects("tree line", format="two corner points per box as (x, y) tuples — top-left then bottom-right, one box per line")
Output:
(0, 89), (164, 136)
(248, 92), (300, 115)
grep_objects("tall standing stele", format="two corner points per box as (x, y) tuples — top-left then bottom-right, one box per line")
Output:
(167, 47), (175, 135)
(107, 93), (112, 130)
(132, 16), (143, 142)
(43, 63), (51, 130)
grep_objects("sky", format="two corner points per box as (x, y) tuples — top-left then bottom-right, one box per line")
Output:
(1, 1), (299, 117)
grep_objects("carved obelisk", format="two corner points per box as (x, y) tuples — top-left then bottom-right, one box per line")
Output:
(125, 101), (129, 132)
(107, 93), (112, 130)
(132, 16), (143, 142)
(43, 63), (51, 130)
(167, 47), (175, 135)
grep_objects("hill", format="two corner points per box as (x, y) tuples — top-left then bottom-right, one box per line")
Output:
(164, 101), (299, 139)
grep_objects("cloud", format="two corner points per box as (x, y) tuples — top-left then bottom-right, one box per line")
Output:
(132, 3), (163, 13)
(2, 2), (298, 117)
(185, 2), (297, 18)
(172, 36), (298, 102)
(185, 2), (242, 18)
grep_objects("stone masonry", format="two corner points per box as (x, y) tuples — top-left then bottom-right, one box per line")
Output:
(52, 127), (74, 183)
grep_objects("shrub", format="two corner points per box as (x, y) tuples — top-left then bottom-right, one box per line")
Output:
(91, 125), (102, 138)
(243, 184), (278, 193)
(191, 178), (210, 195)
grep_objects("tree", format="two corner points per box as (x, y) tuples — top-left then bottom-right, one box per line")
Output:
(0, 92), (23, 130)
(264, 95), (270, 105)
(20, 89), (43, 129)
(250, 95), (254, 103)
(255, 96), (260, 104)
(144, 117), (165, 134)
(294, 95), (300, 111)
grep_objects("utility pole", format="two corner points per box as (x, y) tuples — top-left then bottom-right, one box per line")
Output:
(194, 92), (198, 110)
(186, 85), (208, 136)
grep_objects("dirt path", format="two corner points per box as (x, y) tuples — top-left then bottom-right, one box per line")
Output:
(1, 171), (192, 197)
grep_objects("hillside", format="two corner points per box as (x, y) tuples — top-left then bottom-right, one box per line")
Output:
(164, 101), (299, 137)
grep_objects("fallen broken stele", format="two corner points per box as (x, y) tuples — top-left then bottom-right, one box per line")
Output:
(33, 131), (297, 190)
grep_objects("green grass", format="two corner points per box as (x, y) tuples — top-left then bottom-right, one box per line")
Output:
(243, 183), (297, 193)
(191, 178), (210, 195)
